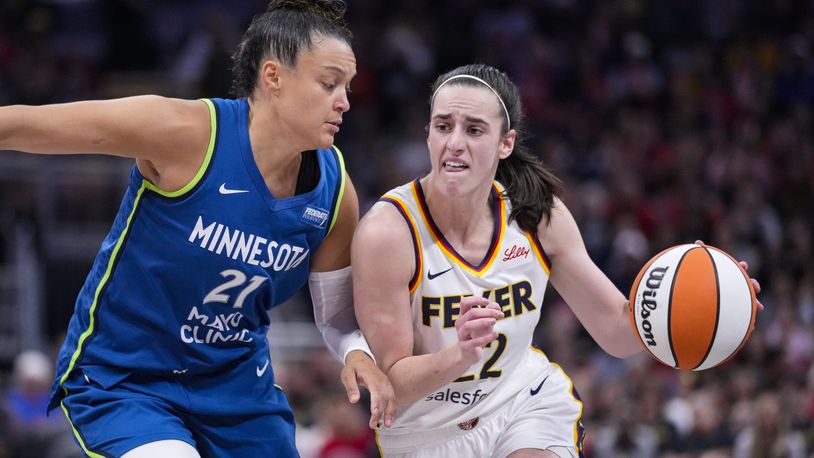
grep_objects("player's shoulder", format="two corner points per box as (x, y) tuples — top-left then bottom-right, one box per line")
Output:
(357, 180), (417, 239)
(147, 97), (215, 147)
(536, 196), (579, 256)
(359, 200), (406, 234)
(355, 200), (411, 249)
(379, 180), (415, 200)
(111, 95), (211, 130)
(144, 95), (210, 118)
(541, 196), (571, 226)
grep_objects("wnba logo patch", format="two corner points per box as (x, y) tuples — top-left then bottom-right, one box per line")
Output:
(457, 417), (479, 431)
(301, 205), (329, 229)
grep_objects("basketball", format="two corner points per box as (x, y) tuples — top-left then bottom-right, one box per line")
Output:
(629, 244), (757, 371)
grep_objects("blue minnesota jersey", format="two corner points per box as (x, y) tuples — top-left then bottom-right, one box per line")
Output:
(50, 98), (346, 408)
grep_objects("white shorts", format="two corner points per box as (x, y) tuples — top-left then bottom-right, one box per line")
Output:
(376, 361), (585, 458)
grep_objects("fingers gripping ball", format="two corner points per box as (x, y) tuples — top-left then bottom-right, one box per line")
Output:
(629, 244), (757, 370)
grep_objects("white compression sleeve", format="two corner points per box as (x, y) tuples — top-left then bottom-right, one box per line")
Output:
(309, 266), (374, 364)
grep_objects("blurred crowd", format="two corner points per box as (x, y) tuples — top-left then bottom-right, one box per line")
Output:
(0, 0), (813, 457)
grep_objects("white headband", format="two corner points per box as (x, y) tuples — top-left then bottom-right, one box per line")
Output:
(431, 74), (511, 130)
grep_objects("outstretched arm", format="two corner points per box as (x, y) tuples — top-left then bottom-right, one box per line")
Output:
(352, 202), (503, 411)
(0, 96), (211, 191)
(310, 176), (395, 429)
(540, 198), (642, 358)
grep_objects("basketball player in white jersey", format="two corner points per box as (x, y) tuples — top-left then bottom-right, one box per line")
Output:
(352, 64), (760, 457)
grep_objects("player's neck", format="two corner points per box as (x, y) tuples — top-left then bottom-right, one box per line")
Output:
(247, 101), (305, 198)
(423, 177), (494, 243)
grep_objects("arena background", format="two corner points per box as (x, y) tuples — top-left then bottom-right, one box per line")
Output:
(0, 1), (812, 457)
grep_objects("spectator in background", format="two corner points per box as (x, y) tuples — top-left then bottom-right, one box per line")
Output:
(4, 350), (79, 458)
(732, 392), (807, 458)
(6, 350), (53, 432)
(315, 393), (376, 458)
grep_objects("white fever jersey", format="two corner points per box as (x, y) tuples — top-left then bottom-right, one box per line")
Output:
(379, 179), (554, 432)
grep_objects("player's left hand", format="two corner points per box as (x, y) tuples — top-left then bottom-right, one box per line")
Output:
(694, 240), (763, 311)
(341, 350), (396, 430)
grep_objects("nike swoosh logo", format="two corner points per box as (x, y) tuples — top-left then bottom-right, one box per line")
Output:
(256, 360), (269, 377)
(530, 376), (549, 396)
(219, 183), (250, 195)
(427, 267), (453, 280)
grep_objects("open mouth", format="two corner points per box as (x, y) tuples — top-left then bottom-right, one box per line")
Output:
(443, 160), (469, 171)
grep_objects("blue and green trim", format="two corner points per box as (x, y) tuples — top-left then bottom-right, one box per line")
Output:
(61, 402), (113, 458)
(326, 145), (347, 236)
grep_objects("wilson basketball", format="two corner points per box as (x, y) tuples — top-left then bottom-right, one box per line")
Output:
(629, 244), (757, 370)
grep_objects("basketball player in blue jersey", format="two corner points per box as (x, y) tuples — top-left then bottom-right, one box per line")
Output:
(0, 1), (395, 456)
(352, 64), (763, 457)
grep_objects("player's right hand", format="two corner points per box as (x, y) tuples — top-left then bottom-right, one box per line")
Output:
(695, 239), (763, 311)
(341, 350), (396, 429)
(455, 296), (504, 365)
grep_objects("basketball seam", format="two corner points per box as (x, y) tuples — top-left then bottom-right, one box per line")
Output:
(710, 247), (757, 367)
(667, 247), (694, 369)
(692, 247), (721, 370)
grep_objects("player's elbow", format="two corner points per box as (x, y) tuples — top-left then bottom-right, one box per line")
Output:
(603, 344), (642, 359)
(592, 326), (643, 359)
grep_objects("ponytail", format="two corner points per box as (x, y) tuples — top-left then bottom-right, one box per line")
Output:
(496, 145), (561, 233)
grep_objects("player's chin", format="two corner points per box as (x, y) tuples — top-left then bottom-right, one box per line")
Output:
(440, 183), (463, 198)
(317, 133), (336, 149)
(437, 174), (466, 196)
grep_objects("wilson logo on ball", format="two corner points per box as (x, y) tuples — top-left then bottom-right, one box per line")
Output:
(640, 266), (669, 347)
(629, 244), (757, 371)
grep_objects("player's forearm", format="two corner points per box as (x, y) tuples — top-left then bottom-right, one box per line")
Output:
(0, 104), (92, 154)
(553, 260), (641, 358)
(319, 324), (373, 363)
(310, 266), (376, 363)
(385, 344), (472, 410)
(590, 300), (642, 358)
(0, 105), (35, 152)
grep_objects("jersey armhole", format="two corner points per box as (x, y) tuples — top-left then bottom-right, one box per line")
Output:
(379, 196), (422, 295)
(526, 231), (552, 275)
(326, 145), (347, 236)
(141, 98), (218, 198)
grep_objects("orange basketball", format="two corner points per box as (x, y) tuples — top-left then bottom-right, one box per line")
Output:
(628, 244), (757, 370)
